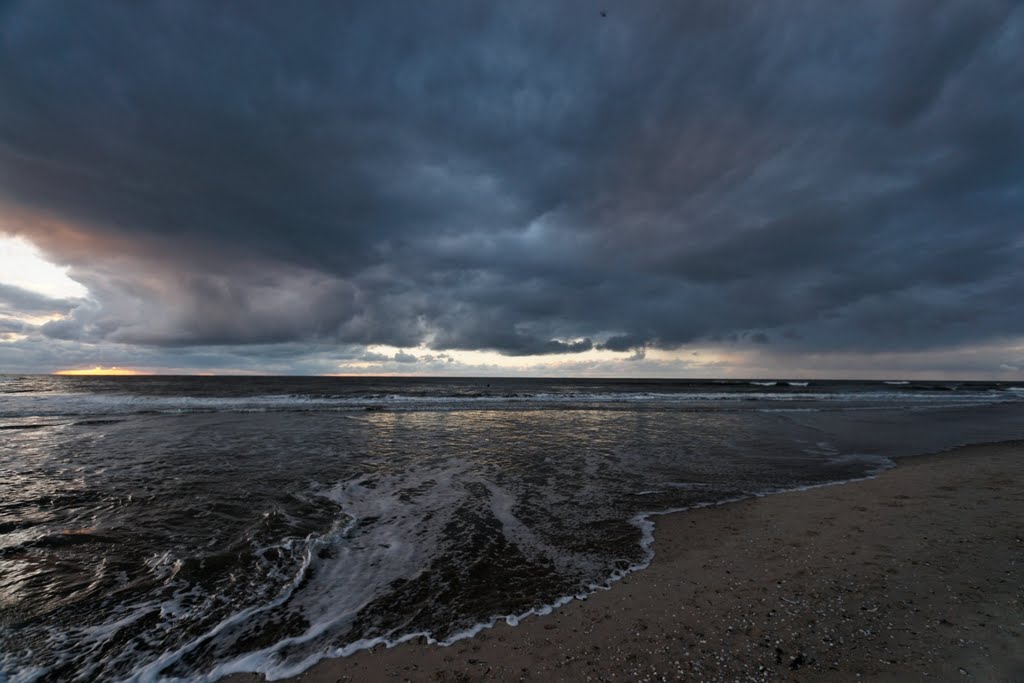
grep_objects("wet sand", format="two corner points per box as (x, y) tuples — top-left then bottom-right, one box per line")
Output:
(230, 441), (1024, 682)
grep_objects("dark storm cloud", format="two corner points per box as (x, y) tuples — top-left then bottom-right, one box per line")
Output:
(1, 0), (1023, 363)
(0, 283), (79, 316)
(599, 335), (647, 353)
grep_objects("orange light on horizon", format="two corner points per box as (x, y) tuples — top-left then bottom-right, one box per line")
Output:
(54, 366), (149, 376)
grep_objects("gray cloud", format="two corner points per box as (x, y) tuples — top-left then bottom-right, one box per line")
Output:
(0, 283), (80, 317)
(1, 1), (1022, 371)
(0, 318), (26, 335)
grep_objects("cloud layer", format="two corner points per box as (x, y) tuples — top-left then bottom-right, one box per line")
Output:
(1, 1), (1022, 374)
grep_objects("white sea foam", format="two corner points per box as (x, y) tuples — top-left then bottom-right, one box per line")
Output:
(138, 466), (473, 681)
(0, 663), (47, 683)
(194, 453), (900, 683)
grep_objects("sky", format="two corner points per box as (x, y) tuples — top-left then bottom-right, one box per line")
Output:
(1, 1), (1023, 378)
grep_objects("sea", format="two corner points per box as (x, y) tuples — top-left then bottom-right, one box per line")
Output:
(1, 375), (1023, 681)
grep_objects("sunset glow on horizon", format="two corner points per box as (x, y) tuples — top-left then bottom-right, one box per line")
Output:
(54, 366), (149, 376)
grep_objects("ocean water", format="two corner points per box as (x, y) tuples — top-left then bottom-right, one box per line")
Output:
(1, 375), (1023, 681)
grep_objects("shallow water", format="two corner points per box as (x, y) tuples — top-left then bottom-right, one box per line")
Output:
(1, 376), (1022, 681)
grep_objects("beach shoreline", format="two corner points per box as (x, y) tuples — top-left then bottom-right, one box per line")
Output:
(227, 441), (1024, 682)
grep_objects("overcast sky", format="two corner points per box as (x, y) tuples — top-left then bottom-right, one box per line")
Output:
(1, 1), (1022, 378)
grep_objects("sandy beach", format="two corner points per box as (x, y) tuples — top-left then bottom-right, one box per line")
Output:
(228, 440), (1024, 682)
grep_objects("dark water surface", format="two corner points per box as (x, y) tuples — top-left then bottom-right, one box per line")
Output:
(2, 376), (1023, 681)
